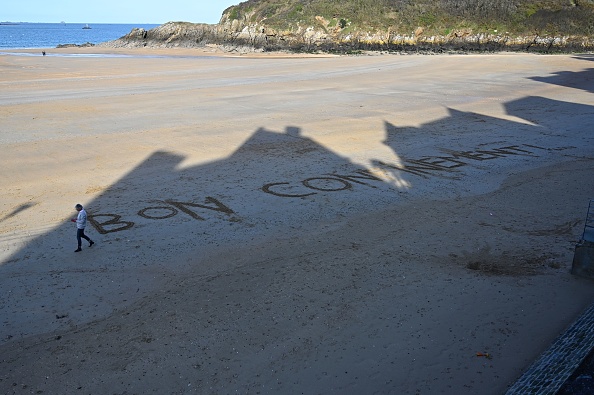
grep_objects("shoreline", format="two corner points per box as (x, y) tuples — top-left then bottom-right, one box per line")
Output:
(3, 44), (593, 60)
(0, 45), (340, 58)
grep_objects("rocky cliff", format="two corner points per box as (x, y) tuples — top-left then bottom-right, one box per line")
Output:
(99, 22), (594, 53)
(99, 10), (594, 54)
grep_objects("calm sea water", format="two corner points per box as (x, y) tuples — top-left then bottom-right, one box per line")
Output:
(0, 23), (158, 49)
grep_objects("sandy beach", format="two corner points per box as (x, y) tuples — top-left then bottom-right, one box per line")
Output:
(1, 47), (593, 394)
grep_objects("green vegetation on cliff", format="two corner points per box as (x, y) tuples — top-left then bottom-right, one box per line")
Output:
(107, 0), (594, 53)
(223, 0), (594, 37)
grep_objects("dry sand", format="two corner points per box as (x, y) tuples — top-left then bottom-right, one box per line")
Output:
(1, 47), (594, 394)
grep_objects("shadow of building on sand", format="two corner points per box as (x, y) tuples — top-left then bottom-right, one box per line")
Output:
(0, 56), (594, 395)
(529, 54), (594, 94)
(0, 124), (409, 344)
(2, 86), (593, 345)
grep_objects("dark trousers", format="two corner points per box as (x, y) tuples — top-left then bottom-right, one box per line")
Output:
(77, 228), (91, 247)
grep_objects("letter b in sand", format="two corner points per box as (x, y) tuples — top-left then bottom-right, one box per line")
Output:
(88, 214), (135, 234)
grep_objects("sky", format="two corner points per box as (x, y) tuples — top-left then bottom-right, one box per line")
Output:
(2, 1), (240, 24)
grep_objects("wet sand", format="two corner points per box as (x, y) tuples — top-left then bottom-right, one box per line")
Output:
(1, 48), (594, 394)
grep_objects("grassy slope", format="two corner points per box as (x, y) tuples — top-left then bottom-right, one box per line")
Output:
(223, 0), (594, 36)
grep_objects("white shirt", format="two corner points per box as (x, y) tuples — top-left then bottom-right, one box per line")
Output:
(76, 209), (87, 229)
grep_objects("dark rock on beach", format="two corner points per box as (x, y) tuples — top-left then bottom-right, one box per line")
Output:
(56, 42), (96, 48)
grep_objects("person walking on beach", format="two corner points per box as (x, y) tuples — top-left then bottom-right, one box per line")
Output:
(71, 204), (94, 252)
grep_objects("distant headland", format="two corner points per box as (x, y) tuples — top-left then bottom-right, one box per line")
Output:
(96, 0), (594, 54)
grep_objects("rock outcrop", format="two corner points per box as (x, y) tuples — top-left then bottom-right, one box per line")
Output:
(57, 42), (96, 48)
(99, 19), (594, 53)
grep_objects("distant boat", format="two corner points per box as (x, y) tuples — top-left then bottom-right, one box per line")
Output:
(82, 24), (91, 29)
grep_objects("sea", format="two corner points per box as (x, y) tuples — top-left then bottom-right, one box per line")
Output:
(0, 22), (159, 49)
